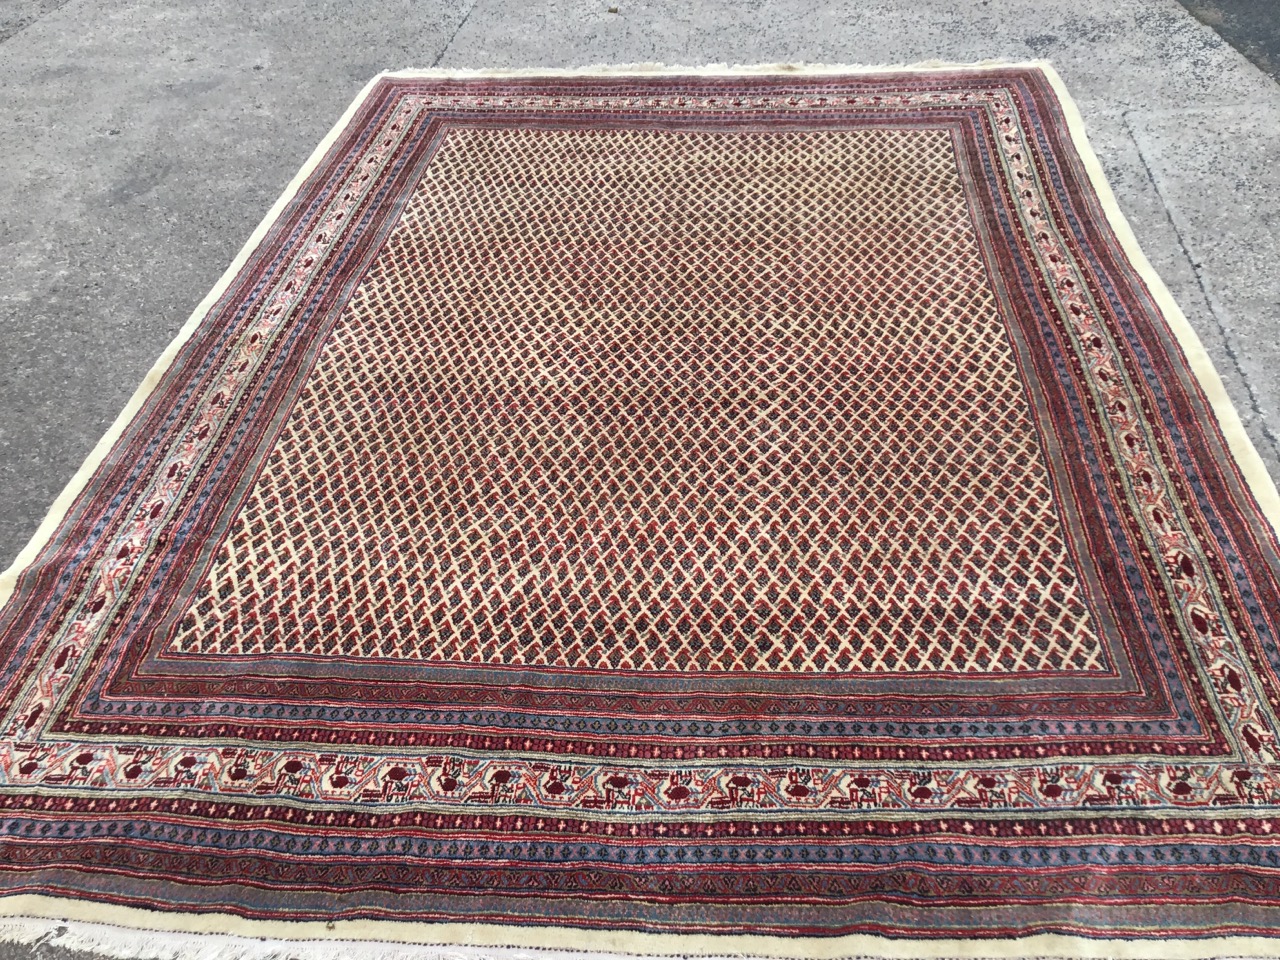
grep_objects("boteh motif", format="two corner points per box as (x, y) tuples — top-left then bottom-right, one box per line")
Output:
(1, 65), (1280, 948)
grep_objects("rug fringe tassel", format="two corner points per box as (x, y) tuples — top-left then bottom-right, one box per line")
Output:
(1, 917), (540, 960)
(0, 915), (1093, 960)
(0, 918), (814, 960)
(4, 917), (586, 960)
(375, 60), (1048, 80)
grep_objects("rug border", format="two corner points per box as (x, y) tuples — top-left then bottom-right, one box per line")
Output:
(0, 69), (394, 609)
(1036, 63), (1280, 542)
(3, 59), (1280, 960)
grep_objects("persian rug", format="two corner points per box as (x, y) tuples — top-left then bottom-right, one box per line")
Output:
(1, 62), (1280, 960)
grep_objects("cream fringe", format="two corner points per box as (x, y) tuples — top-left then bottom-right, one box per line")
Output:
(0, 914), (1273, 960)
(1, 60), (1279, 960)
(377, 60), (1028, 77)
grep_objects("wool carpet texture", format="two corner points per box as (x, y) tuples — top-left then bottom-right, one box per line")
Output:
(2, 63), (1280, 958)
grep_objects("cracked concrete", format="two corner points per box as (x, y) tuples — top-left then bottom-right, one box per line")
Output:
(0, 0), (1278, 956)
(1126, 101), (1280, 468)
(1178, 0), (1280, 79)
(0, 0), (72, 44)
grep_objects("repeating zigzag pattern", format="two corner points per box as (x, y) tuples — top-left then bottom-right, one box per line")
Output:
(174, 125), (1101, 672)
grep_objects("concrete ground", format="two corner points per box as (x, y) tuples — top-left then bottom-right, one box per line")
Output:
(1178, 0), (1280, 79)
(0, 0), (1278, 957)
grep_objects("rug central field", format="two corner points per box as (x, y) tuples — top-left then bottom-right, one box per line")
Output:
(177, 123), (1098, 674)
(2, 63), (1280, 957)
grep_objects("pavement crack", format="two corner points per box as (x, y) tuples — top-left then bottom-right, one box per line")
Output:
(0, 0), (76, 46)
(1122, 109), (1280, 462)
(431, 0), (479, 68)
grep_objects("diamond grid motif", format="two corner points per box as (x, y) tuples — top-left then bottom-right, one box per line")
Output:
(171, 125), (1105, 672)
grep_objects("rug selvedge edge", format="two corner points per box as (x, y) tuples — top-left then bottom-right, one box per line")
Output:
(1033, 62), (1280, 543)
